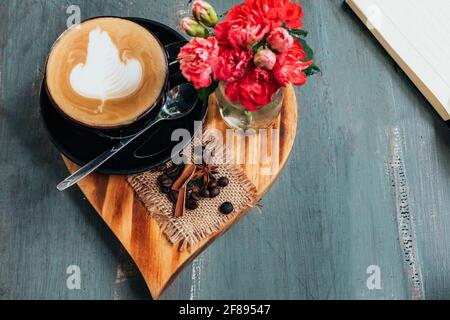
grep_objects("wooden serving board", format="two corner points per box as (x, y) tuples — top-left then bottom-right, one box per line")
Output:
(62, 85), (298, 299)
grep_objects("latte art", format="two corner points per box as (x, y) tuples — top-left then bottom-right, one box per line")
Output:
(46, 18), (167, 127)
(70, 27), (143, 105)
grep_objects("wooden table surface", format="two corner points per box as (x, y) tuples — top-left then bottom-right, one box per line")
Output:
(1, 0), (450, 300)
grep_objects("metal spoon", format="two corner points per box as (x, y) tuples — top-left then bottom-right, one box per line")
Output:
(57, 83), (198, 191)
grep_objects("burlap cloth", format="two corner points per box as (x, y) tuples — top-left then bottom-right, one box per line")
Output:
(127, 133), (259, 250)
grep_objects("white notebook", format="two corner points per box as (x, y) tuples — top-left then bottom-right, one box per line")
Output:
(347, 0), (450, 121)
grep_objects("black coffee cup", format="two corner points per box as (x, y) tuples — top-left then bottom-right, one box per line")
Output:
(43, 16), (187, 140)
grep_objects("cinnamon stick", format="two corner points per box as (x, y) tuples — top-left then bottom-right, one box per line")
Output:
(175, 185), (187, 218)
(172, 164), (196, 191)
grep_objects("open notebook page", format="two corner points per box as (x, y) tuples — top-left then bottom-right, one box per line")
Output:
(346, 0), (450, 121)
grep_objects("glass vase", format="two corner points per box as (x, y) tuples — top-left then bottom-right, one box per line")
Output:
(215, 81), (285, 131)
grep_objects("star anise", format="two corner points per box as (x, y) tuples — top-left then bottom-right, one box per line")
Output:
(192, 164), (219, 187)
(170, 163), (219, 218)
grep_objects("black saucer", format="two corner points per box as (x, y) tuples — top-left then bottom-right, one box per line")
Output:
(40, 18), (207, 175)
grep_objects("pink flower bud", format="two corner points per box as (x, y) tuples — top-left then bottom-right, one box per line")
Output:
(180, 17), (209, 38)
(267, 27), (294, 52)
(254, 49), (277, 71)
(192, 0), (218, 27)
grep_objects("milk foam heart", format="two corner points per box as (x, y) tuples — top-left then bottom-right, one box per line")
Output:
(46, 17), (167, 127)
(69, 27), (143, 104)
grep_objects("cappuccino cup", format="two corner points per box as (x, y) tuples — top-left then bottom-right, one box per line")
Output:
(45, 16), (185, 139)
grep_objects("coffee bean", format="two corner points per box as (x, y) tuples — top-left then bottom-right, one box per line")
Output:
(218, 177), (229, 187)
(168, 190), (178, 203)
(201, 189), (210, 198)
(160, 186), (171, 194)
(166, 165), (181, 179)
(158, 174), (173, 188)
(219, 202), (234, 215)
(208, 180), (218, 189)
(187, 182), (197, 191)
(161, 179), (172, 188)
(186, 199), (198, 210)
(209, 186), (220, 198)
(190, 192), (201, 201)
(192, 184), (201, 193)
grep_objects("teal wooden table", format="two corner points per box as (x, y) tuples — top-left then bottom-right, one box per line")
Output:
(1, 0), (449, 300)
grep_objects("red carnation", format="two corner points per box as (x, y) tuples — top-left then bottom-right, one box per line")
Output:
(215, 4), (270, 49)
(178, 37), (219, 89)
(213, 47), (253, 82)
(244, 0), (304, 29)
(273, 40), (313, 86)
(178, 0), (317, 111)
(225, 66), (281, 111)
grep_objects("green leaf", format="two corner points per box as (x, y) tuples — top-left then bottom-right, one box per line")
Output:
(280, 25), (320, 78)
(197, 80), (218, 103)
(299, 39), (320, 77)
(298, 38), (314, 61)
(304, 63), (321, 77)
(283, 23), (309, 38)
(252, 39), (266, 54)
(289, 29), (309, 38)
(286, 28), (315, 61)
(288, 33), (320, 77)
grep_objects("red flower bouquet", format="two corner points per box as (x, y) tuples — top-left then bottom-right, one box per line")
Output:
(178, 0), (319, 113)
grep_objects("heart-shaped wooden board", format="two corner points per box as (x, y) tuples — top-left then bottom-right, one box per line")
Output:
(62, 85), (298, 299)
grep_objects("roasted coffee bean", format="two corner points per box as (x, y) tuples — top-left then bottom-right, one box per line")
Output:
(208, 180), (218, 189)
(191, 184), (201, 193)
(187, 182), (196, 191)
(219, 202), (234, 215)
(201, 189), (210, 198)
(161, 179), (173, 188)
(186, 199), (198, 210)
(209, 186), (220, 198)
(168, 190), (179, 203)
(160, 186), (171, 194)
(158, 174), (173, 188)
(218, 177), (229, 187)
(166, 165), (181, 179)
(190, 192), (201, 201)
